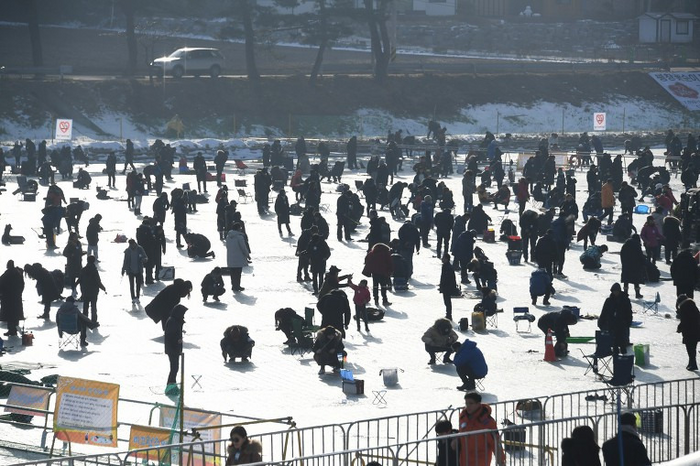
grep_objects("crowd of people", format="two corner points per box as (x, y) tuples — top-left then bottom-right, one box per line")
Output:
(2, 127), (700, 465)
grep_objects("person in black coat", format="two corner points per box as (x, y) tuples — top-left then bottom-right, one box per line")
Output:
(602, 413), (651, 466)
(316, 289), (351, 338)
(598, 283), (633, 354)
(275, 190), (293, 236)
(75, 255), (106, 326)
(537, 308), (577, 351)
(435, 420), (459, 466)
(312, 326), (346, 374)
(184, 232), (215, 259)
(561, 425), (601, 466)
(434, 208), (454, 259)
(220, 325), (255, 363)
(193, 152), (207, 193)
(0, 260), (24, 336)
(620, 234), (646, 299)
(519, 209), (539, 263)
(535, 230), (557, 279)
(275, 308), (305, 345)
(662, 215), (682, 264)
(85, 214), (103, 261)
(676, 295), (700, 371)
(214, 149), (228, 187)
(671, 248), (699, 298)
(439, 254), (458, 321)
(63, 232), (84, 296)
(152, 192), (170, 227)
(164, 304), (187, 389)
(172, 192), (188, 248)
(146, 279), (193, 331)
(466, 204), (491, 236)
(24, 263), (63, 319)
(201, 267), (225, 302)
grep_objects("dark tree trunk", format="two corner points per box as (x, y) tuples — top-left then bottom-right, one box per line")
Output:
(309, 40), (328, 87)
(237, 0), (260, 82)
(364, 0), (390, 83)
(309, 0), (329, 87)
(122, 0), (138, 75)
(26, 0), (43, 67)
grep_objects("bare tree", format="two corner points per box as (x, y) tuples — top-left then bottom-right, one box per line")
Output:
(364, 0), (391, 82)
(235, 0), (261, 82)
(25, 0), (43, 68)
(121, 0), (138, 75)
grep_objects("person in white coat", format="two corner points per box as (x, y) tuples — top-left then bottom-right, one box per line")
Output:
(226, 223), (250, 292)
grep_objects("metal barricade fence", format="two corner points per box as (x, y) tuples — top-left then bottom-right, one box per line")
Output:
(11, 402), (699, 466)
(4, 378), (698, 464)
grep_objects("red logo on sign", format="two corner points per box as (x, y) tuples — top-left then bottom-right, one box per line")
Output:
(59, 121), (70, 133)
(595, 114), (605, 125)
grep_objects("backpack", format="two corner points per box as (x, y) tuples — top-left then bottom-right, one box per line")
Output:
(290, 203), (303, 216)
(474, 246), (489, 261)
(645, 259), (660, 283)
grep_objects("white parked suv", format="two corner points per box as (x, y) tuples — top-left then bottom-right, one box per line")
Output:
(151, 47), (224, 78)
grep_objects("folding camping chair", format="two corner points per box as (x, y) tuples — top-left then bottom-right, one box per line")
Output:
(289, 319), (314, 357)
(237, 188), (253, 203)
(355, 179), (365, 198)
(304, 306), (319, 331)
(12, 176), (38, 201)
(233, 159), (249, 175)
(603, 353), (635, 406)
(485, 309), (503, 329)
(57, 312), (81, 350)
(642, 292), (660, 315)
(513, 307), (535, 332)
(581, 330), (614, 378)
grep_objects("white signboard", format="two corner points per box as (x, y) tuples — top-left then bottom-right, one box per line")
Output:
(649, 71), (700, 111)
(593, 112), (606, 131)
(55, 119), (73, 141)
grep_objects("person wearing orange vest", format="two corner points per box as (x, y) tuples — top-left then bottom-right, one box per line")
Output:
(453, 392), (505, 466)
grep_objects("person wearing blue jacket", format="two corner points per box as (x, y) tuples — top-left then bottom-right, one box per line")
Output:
(452, 339), (488, 391)
(530, 268), (553, 306)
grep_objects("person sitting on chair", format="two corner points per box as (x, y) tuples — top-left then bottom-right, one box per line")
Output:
(452, 339), (488, 391)
(474, 286), (498, 316)
(312, 325), (345, 374)
(220, 325), (255, 363)
(492, 185), (510, 210)
(275, 308), (306, 345)
(422, 317), (459, 365)
(56, 296), (98, 347)
(201, 267), (225, 302)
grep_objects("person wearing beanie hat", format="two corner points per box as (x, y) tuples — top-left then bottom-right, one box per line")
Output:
(452, 391), (505, 466)
(676, 294), (700, 371)
(602, 412), (651, 466)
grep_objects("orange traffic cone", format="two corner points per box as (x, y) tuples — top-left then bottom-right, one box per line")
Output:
(544, 328), (556, 362)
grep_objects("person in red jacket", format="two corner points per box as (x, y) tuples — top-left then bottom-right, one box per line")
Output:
(452, 392), (505, 466)
(363, 242), (394, 307)
(515, 178), (530, 216)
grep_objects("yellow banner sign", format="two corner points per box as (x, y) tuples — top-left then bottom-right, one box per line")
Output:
(5, 385), (51, 417)
(129, 425), (173, 462)
(53, 376), (119, 447)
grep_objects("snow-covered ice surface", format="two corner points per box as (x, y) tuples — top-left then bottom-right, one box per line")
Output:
(0, 144), (697, 463)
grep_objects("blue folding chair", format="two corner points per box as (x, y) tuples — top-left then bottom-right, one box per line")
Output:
(57, 312), (81, 350)
(580, 330), (613, 378)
